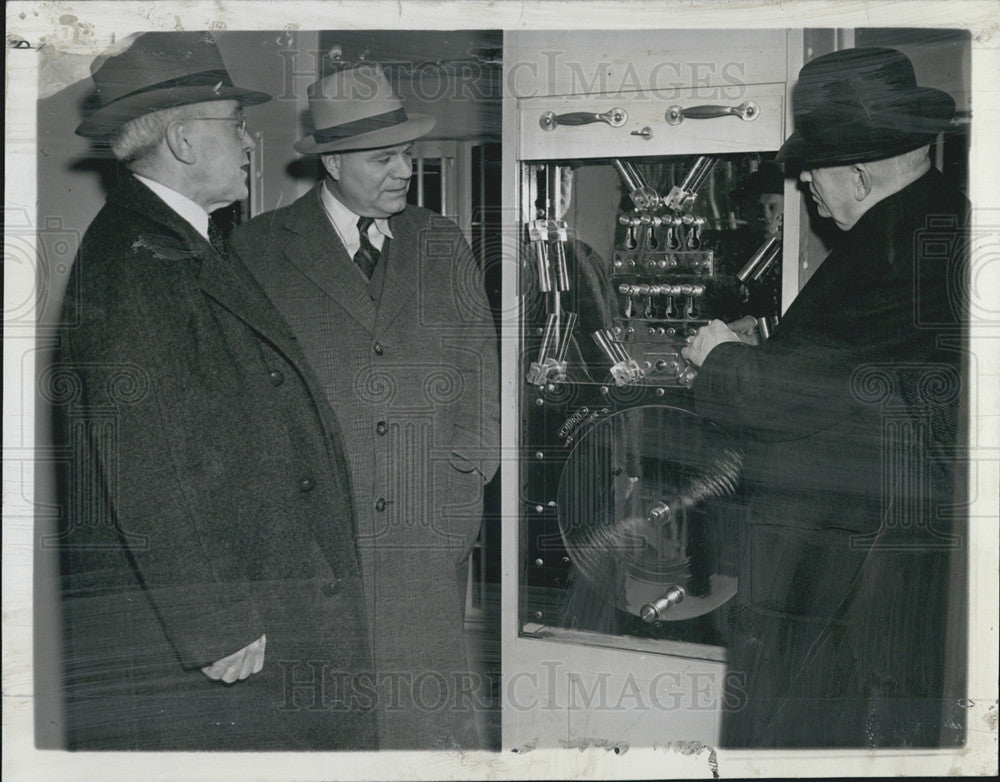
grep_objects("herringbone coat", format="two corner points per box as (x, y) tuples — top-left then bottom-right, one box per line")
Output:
(232, 185), (500, 749)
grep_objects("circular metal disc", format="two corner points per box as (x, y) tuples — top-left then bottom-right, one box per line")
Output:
(556, 404), (740, 621)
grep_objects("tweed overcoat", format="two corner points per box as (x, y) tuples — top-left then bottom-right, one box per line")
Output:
(54, 176), (377, 750)
(692, 168), (969, 747)
(231, 184), (500, 749)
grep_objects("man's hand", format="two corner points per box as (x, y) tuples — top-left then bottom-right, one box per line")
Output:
(681, 319), (741, 367)
(201, 634), (266, 683)
(727, 315), (761, 346)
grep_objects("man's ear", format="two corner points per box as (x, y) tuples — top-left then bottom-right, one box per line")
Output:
(320, 153), (341, 181)
(164, 120), (197, 165)
(852, 163), (873, 202)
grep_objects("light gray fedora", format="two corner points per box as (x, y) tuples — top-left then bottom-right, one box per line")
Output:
(294, 64), (435, 155)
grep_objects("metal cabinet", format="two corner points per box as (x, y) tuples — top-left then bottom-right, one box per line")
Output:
(501, 29), (803, 749)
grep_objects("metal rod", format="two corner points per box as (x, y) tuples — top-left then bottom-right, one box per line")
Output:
(591, 329), (619, 363)
(554, 312), (577, 364)
(537, 313), (559, 363)
(736, 234), (781, 283)
(534, 239), (552, 292)
(551, 223), (570, 292)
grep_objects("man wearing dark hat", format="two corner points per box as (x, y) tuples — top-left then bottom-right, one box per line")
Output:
(231, 64), (499, 749)
(682, 48), (968, 747)
(56, 32), (376, 749)
(731, 160), (785, 238)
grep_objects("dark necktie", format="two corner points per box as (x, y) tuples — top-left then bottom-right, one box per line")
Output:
(208, 217), (229, 259)
(353, 216), (380, 279)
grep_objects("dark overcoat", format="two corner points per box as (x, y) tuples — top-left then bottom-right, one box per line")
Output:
(54, 176), (377, 750)
(693, 168), (969, 747)
(231, 185), (500, 749)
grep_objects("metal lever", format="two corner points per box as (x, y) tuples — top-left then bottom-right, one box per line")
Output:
(591, 329), (644, 386)
(529, 220), (552, 292)
(540, 107), (628, 131)
(664, 101), (760, 125)
(736, 234), (781, 283)
(549, 220), (571, 292)
(612, 159), (659, 211)
(664, 156), (717, 212)
(527, 313), (569, 386)
(554, 312), (578, 365)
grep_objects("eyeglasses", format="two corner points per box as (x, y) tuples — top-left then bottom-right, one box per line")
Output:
(176, 114), (248, 140)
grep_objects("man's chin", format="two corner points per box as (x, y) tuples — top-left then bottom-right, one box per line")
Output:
(380, 196), (408, 215)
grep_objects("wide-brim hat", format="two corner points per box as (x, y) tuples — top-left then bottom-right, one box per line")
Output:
(76, 31), (271, 139)
(776, 47), (955, 169)
(294, 64), (435, 155)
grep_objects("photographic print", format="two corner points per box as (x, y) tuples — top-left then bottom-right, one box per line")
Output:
(4, 1), (998, 780)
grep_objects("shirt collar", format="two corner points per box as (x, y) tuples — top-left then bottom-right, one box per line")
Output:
(320, 182), (393, 253)
(133, 174), (210, 240)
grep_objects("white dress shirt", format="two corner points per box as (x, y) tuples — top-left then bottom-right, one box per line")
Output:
(133, 174), (210, 240)
(320, 182), (393, 257)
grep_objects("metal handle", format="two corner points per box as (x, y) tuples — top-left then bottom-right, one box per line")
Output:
(664, 100), (760, 125)
(640, 585), (686, 623)
(540, 107), (628, 131)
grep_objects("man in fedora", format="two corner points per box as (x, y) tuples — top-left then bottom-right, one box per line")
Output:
(56, 32), (376, 749)
(682, 48), (969, 747)
(231, 64), (499, 749)
(731, 160), (785, 238)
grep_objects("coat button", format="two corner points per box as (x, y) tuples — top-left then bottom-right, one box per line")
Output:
(375, 497), (387, 512)
(269, 370), (285, 386)
(376, 420), (388, 435)
(321, 578), (343, 597)
(298, 477), (315, 492)
(373, 342), (384, 356)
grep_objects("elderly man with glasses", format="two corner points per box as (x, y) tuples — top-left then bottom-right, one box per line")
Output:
(55, 32), (376, 750)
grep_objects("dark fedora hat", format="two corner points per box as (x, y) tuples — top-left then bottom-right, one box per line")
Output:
(776, 47), (955, 168)
(294, 64), (435, 155)
(76, 31), (271, 139)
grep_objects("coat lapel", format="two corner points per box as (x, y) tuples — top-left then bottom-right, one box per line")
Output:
(197, 240), (306, 359)
(281, 185), (379, 332)
(113, 177), (304, 363)
(373, 209), (425, 337)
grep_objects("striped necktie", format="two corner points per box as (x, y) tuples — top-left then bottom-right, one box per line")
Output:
(353, 216), (379, 279)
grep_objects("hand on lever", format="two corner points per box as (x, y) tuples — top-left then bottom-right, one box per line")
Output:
(727, 316), (760, 346)
(681, 319), (740, 367)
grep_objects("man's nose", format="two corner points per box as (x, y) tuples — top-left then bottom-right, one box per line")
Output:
(799, 169), (813, 183)
(391, 153), (412, 179)
(242, 133), (256, 153)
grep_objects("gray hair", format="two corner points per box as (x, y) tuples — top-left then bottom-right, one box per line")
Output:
(109, 103), (203, 166)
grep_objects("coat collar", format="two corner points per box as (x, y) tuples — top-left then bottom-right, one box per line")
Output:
(111, 176), (303, 360)
(280, 183), (426, 336)
(282, 184), (379, 330)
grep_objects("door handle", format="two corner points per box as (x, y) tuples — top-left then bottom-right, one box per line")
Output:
(539, 107), (628, 131)
(665, 100), (760, 125)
